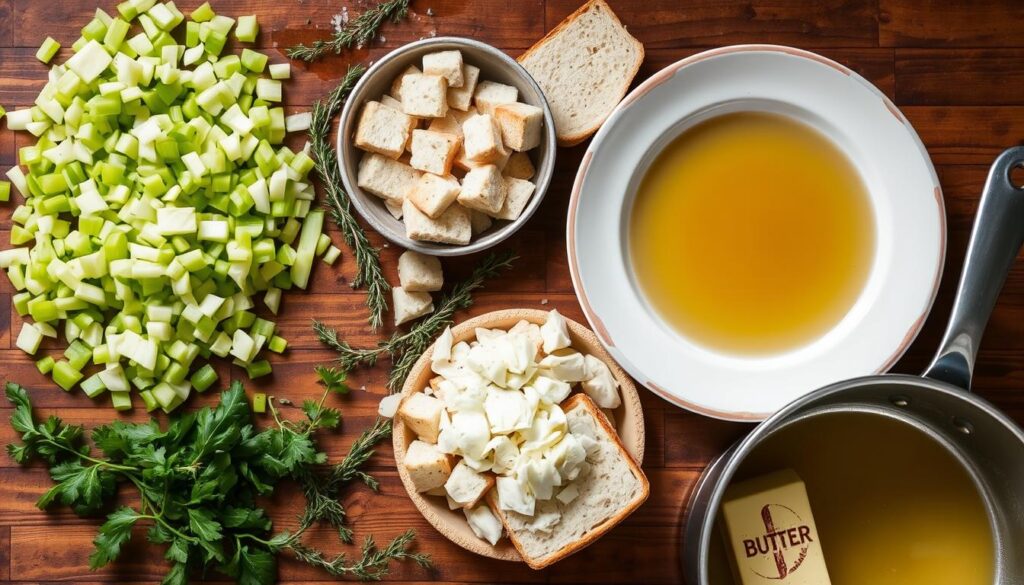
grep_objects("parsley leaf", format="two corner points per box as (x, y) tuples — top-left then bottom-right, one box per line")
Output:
(315, 366), (349, 394)
(89, 507), (140, 569)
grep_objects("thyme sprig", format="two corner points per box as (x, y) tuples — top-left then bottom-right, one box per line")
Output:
(309, 65), (391, 329)
(314, 250), (518, 393)
(286, 0), (411, 62)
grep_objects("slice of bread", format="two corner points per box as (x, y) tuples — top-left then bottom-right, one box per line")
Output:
(487, 393), (649, 569)
(517, 0), (644, 146)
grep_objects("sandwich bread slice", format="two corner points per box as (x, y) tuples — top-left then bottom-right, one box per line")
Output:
(487, 393), (650, 569)
(517, 0), (644, 146)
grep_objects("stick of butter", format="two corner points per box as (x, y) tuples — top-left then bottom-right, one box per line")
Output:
(719, 469), (832, 585)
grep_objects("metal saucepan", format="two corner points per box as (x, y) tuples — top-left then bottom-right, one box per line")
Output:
(683, 146), (1024, 584)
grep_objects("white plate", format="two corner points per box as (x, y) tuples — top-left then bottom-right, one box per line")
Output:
(567, 45), (945, 422)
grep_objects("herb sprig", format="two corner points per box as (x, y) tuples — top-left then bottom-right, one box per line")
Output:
(307, 65), (391, 329)
(5, 381), (429, 584)
(314, 250), (518, 393)
(309, 65), (391, 329)
(286, 0), (412, 62)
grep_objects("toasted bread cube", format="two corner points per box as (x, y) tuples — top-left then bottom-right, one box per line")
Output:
(357, 153), (422, 204)
(410, 129), (462, 176)
(354, 101), (414, 159)
(494, 102), (544, 152)
(399, 392), (445, 442)
(428, 112), (464, 137)
(403, 198), (472, 245)
(445, 460), (495, 508)
(448, 64), (481, 111)
(423, 50), (464, 87)
(386, 200), (404, 219)
(408, 173), (461, 218)
(493, 177), (535, 220)
(474, 80), (518, 115)
(394, 286), (434, 326)
(463, 114), (505, 163)
(382, 94), (422, 130)
(398, 249), (444, 292)
(503, 151), (536, 180)
(405, 440), (453, 492)
(401, 74), (449, 118)
(458, 165), (507, 214)
(390, 65), (422, 102)
(470, 209), (493, 234)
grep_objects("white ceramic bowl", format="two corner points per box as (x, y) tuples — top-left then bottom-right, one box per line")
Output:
(568, 45), (945, 422)
(392, 309), (646, 561)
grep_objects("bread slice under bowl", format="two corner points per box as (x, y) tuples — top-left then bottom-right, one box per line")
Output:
(392, 308), (646, 563)
(485, 393), (650, 569)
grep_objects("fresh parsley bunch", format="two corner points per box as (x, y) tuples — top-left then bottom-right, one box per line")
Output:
(6, 381), (429, 584)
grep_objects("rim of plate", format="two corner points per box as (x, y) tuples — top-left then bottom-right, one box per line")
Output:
(566, 45), (946, 422)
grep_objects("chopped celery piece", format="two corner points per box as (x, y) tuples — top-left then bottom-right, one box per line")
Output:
(36, 37), (61, 63)
(323, 245), (341, 266)
(190, 363), (218, 392)
(36, 355), (56, 374)
(53, 360), (83, 391)
(235, 15), (259, 42)
(1, 4), (323, 409)
(252, 392), (267, 413)
(110, 391), (132, 410)
(268, 63), (290, 80)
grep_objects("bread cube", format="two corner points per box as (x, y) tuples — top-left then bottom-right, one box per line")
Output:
(394, 286), (434, 326)
(401, 74), (449, 118)
(458, 165), (507, 215)
(463, 114), (505, 163)
(423, 50), (464, 87)
(403, 198), (472, 245)
(470, 209), (493, 235)
(444, 460), (495, 508)
(399, 392), (445, 442)
(399, 249), (444, 292)
(405, 440), (453, 492)
(354, 101), (415, 159)
(473, 80), (518, 115)
(408, 173), (461, 218)
(448, 64), (481, 111)
(503, 151), (535, 180)
(390, 65), (422, 102)
(452, 106), (478, 125)
(357, 153), (422, 204)
(428, 112), (464, 137)
(385, 200), (404, 219)
(494, 102), (544, 152)
(492, 177), (535, 220)
(381, 94), (422, 131)
(410, 129), (462, 176)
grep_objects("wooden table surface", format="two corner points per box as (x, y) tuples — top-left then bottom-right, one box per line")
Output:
(2, 0), (1024, 583)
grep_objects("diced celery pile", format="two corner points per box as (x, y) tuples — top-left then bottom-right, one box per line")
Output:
(0, 1), (333, 412)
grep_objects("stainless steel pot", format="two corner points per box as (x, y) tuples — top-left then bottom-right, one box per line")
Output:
(683, 146), (1024, 584)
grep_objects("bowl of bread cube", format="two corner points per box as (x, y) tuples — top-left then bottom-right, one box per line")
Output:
(386, 309), (649, 568)
(338, 37), (556, 256)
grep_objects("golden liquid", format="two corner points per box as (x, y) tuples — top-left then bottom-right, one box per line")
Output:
(630, 112), (875, 354)
(710, 412), (995, 585)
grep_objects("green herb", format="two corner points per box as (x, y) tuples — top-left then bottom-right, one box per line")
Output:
(6, 381), (429, 584)
(309, 66), (391, 329)
(286, 0), (411, 62)
(315, 365), (350, 395)
(314, 250), (518, 393)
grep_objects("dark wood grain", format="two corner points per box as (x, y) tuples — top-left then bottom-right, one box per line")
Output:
(2, 1), (1024, 584)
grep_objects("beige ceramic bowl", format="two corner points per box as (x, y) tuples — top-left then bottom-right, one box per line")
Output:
(392, 309), (646, 562)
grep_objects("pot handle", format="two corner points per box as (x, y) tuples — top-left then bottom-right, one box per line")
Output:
(924, 146), (1024, 390)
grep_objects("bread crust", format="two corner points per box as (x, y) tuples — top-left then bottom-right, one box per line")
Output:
(487, 393), (650, 569)
(516, 0), (645, 147)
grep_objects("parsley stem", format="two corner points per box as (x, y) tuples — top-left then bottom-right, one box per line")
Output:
(136, 514), (198, 544)
(43, 438), (138, 472)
